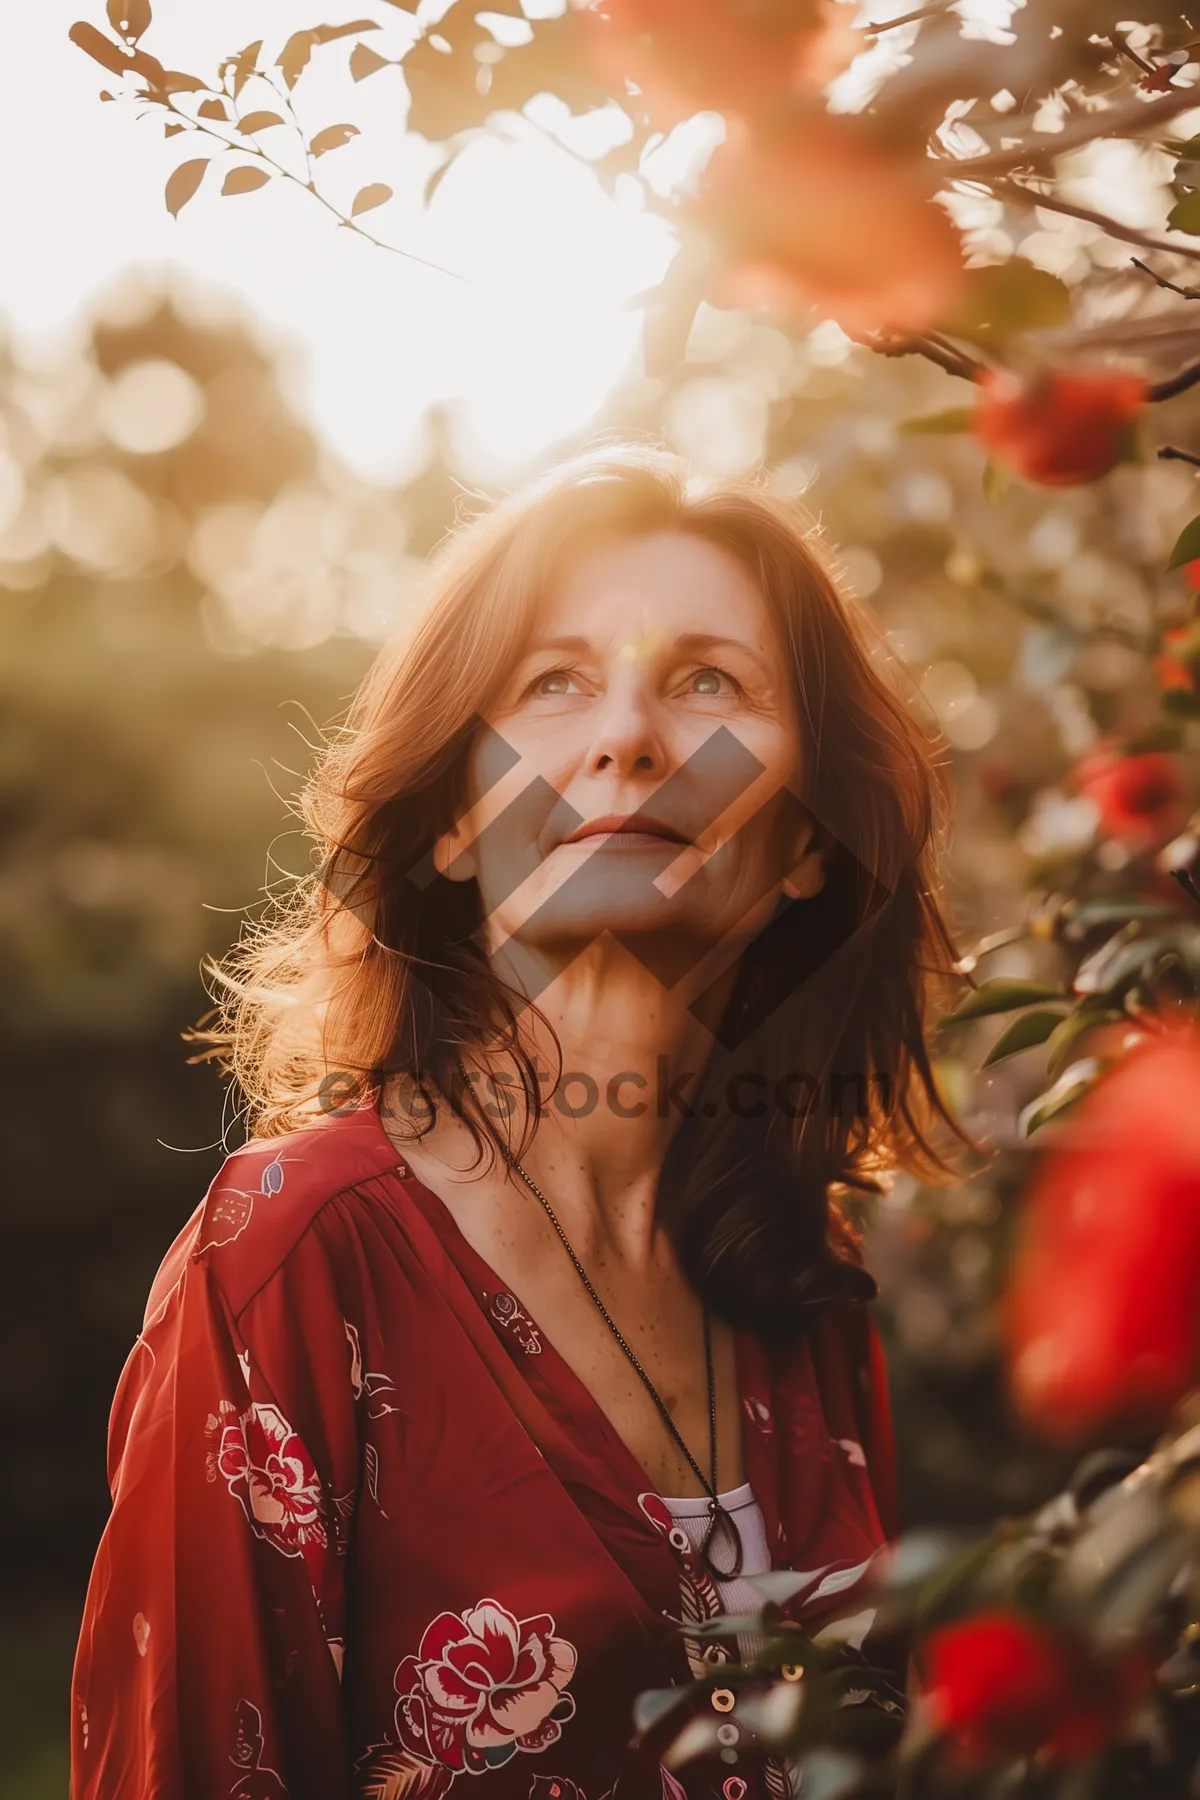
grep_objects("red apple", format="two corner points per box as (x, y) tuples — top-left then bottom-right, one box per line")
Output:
(974, 368), (1146, 486)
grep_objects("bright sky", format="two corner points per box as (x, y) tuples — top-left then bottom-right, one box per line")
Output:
(2, 2), (1013, 486)
(1, 1), (696, 484)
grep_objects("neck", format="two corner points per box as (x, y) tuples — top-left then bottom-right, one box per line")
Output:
(474, 941), (729, 1273)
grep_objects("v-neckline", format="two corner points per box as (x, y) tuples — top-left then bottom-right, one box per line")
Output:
(362, 1083), (758, 1519)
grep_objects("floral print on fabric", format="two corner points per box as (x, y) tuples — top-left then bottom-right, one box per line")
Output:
(487, 1291), (543, 1356)
(72, 1096), (897, 1800)
(197, 1150), (289, 1257)
(345, 1319), (402, 1419)
(637, 1493), (732, 1682)
(229, 1699), (289, 1799)
(354, 1742), (456, 1798)
(214, 1401), (328, 1584)
(524, 1765), (690, 1799)
(394, 1598), (578, 1776)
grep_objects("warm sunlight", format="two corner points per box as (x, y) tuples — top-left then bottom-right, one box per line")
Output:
(1, 2), (699, 484)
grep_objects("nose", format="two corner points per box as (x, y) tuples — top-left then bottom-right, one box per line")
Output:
(583, 669), (667, 779)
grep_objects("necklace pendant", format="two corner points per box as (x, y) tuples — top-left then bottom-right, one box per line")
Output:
(700, 1496), (744, 1581)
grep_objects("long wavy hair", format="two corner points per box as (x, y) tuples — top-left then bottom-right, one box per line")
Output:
(187, 445), (966, 1339)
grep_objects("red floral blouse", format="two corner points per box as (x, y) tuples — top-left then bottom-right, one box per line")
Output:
(70, 1088), (898, 1800)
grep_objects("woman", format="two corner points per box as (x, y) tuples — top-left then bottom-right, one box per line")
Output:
(71, 447), (961, 1800)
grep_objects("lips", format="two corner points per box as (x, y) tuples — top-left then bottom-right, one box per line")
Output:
(561, 813), (689, 846)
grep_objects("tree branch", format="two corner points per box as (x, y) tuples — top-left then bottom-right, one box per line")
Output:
(1131, 255), (1200, 300)
(946, 85), (1200, 176)
(1170, 864), (1200, 909)
(1110, 31), (1158, 80)
(988, 177), (1200, 265)
(864, 330), (984, 381)
(1149, 361), (1200, 400)
(153, 90), (465, 282)
(863, 2), (955, 34)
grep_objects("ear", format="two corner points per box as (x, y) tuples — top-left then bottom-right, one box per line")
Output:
(782, 817), (827, 901)
(431, 821), (477, 883)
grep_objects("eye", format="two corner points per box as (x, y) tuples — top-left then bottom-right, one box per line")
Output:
(687, 666), (740, 698)
(527, 667), (581, 698)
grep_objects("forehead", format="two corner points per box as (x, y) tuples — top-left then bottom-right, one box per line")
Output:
(535, 529), (775, 650)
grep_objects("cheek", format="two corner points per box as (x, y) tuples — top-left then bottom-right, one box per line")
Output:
(460, 722), (566, 841)
(705, 722), (803, 840)
(462, 728), (575, 916)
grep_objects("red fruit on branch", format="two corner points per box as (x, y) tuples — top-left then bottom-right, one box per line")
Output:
(1074, 746), (1187, 848)
(580, 0), (860, 132)
(973, 368), (1147, 486)
(1006, 1034), (1200, 1437)
(693, 115), (965, 336)
(925, 1610), (1149, 1760)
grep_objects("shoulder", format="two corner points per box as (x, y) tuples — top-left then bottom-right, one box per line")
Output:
(144, 1094), (407, 1329)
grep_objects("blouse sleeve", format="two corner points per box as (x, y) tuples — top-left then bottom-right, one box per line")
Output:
(858, 1312), (899, 1543)
(70, 1226), (351, 1800)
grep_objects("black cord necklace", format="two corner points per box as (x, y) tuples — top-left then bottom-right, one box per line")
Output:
(464, 1066), (744, 1582)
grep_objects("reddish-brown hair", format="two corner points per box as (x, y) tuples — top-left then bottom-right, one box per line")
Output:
(189, 446), (965, 1338)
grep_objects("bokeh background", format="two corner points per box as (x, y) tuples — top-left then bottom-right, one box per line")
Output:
(6, 3), (1200, 1792)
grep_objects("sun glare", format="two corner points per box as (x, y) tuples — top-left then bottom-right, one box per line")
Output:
(2, 2), (691, 487)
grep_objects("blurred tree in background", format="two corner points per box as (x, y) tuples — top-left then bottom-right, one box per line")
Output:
(7, 0), (1200, 1791)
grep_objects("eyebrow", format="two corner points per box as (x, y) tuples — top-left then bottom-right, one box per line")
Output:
(518, 632), (771, 673)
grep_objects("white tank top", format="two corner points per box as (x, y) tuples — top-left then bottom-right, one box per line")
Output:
(660, 1481), (772, 1657)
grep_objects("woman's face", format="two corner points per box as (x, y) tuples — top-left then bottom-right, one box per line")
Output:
(438, 530), (824, 980)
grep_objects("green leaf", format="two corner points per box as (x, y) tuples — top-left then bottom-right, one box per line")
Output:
(69, 20), (134, 77)
(107, 0), (151, 40)
(351, 182), (392, 215)
(226, 38), (262, 99)
(277, 28), (316, 88)
(221, 164), (271, 196)
(238, 111), (285, 134)
(1044, 1009), (1122, 1080)
(313, 20), (380, 41)
(982, 1008), (1066, 1067)
(948, 978), (1067, 1023)
(1162, 687), (1200, 718)
(1064, 898), (1177, 931)
(788, 1753), (864, 1800)
(1168, 190), (1200, 234)
(1019, 1061), (1101, 1137)
(350, 41), (391, 81)
(949, 260), (1072, 340)
(1074, 931), (1172, 998)
(280, 18), (380, 85)
(1168, 513), (1200, 569)
(164, 156), (208, 216)
(899, 407), (974, 435)
(309, 122), (360, 156)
